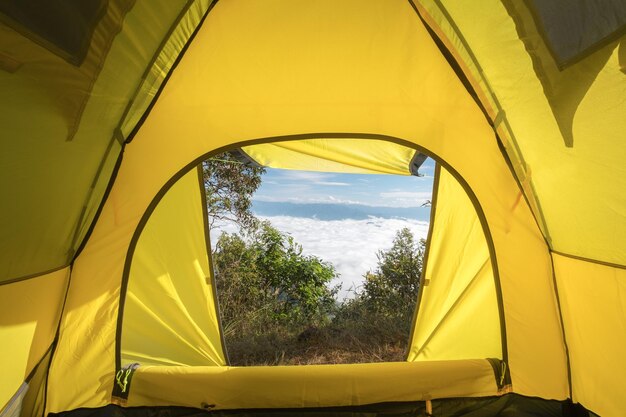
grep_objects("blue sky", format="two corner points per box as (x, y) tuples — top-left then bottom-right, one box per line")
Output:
(253, 158), (435, 207)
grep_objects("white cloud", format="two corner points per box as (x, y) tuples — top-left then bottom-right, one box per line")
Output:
(270, 171), (349, 186)
(265, 216), (430, 299)
(253, 194), (432, 208)
(275, 171), (334, 182)
(315, 181), (350, 186)
(379, 191), (432, 199)
(377, 191), (432, 207)
(253, 195), (368, 205)
(212, 216), (430, 300)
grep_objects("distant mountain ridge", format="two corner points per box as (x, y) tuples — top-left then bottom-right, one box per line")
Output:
(252, 200), (430, 221)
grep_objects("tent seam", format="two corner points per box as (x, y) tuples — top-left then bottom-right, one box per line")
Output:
(407, 0), (553, 246)
(197, 164), (230, 366)
(412, 259), (491, 359)
(548, 252), (573, 400)
(552, 249), (626, 271)
(0, 264), (69, 287)
(405, 163), (441, 360)
(43, 266), (73, 416)
(123, 0), (221, 145)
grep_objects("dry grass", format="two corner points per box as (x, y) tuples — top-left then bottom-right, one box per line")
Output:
(225, 322), (409, 366)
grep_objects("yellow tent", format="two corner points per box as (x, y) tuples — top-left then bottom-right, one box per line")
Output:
(1, 1), (624, 416)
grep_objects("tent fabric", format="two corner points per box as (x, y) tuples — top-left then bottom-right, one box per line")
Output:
(121, 167), (225, 368)
(415, 0), (626, 267)
(8, 348), (53, 417)
(408, 165), (502, 363)
(242, 138), (417, 175)
(1, 0), (624, 416)
(552, 253), (626, 417)
(118, 0), (215, 140)
(0, 0), (211, 283)
(0, 267), (68, 409)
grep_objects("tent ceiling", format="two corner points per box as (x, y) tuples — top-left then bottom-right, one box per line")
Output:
(3, 0), (623, 282)
(419, 0), (626, 266)
(0, 0), (213, 283)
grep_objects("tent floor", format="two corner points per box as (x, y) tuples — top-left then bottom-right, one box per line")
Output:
(49, 394), (594, 417)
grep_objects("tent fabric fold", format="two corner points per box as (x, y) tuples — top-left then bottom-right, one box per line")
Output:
(408, 165), (502, 363)
(121, 167), (226, 368)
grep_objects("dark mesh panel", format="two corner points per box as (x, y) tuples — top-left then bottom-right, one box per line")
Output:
(526, 0), (626, 67)
(0, 0), (107, 65)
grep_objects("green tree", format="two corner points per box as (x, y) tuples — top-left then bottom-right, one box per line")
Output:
(211, 232), (266, 334)
(253, 222), (338, 324)
(202, 151), (266, 230)
(213, 222), (338, 335)
(332, 227), (425, 345)
(361, 227), (425, 324)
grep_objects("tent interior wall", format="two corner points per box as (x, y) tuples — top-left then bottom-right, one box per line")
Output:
(0, 1), (624, 417)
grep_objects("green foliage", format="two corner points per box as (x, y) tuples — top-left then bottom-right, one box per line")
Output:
(330, 228), (425, 347)
(213, 225), (425, 365)
(359, 227), (425, 326)
(202, 152), (266, 230)
(252, 223), (338, 324)
(213, 222), (338, 339)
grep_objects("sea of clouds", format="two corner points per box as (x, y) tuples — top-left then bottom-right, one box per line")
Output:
(211, 216), (430, 299)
